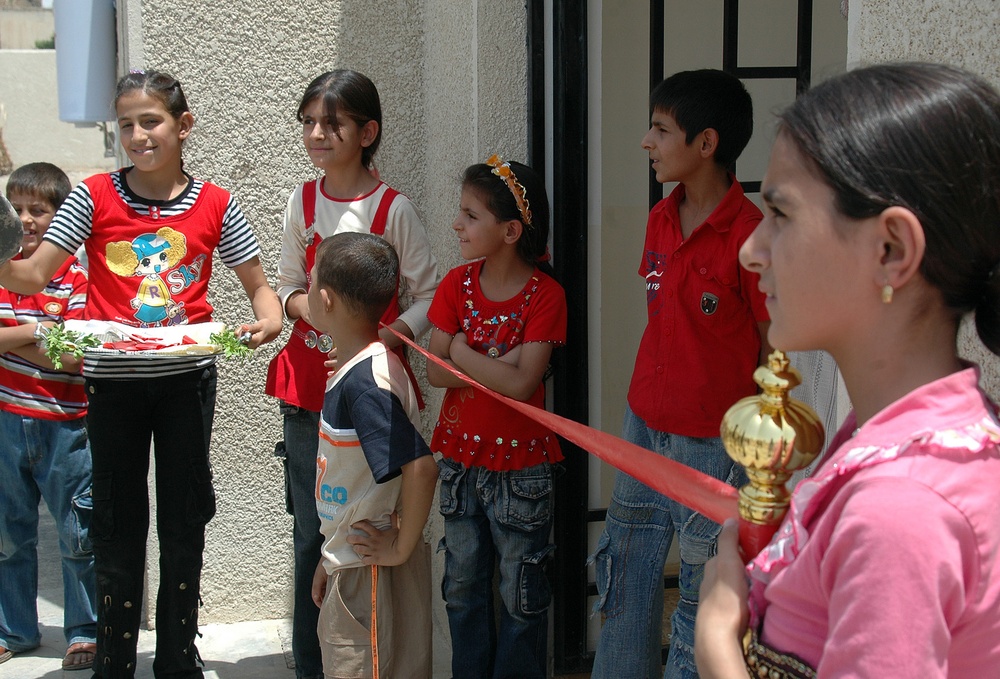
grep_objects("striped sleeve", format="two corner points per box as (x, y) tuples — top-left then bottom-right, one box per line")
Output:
(217, 196), (261, 268)
(44, 183), (95, 255)
(63, 262), (89, 319)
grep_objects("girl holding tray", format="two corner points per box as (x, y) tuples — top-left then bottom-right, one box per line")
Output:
(0, 70), (282, 678)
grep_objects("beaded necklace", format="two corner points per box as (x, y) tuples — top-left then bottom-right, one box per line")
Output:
(460, 264), (540, 358)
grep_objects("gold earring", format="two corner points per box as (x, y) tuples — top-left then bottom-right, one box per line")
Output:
(881, 283), (894, 304)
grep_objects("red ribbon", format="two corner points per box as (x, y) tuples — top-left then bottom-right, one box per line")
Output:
(386, 326), (739, 526)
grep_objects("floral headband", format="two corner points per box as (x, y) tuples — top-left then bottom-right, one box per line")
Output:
(486, 154), (533, 227)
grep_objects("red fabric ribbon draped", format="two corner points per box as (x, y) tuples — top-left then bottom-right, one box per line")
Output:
(386, 326), (739, 525)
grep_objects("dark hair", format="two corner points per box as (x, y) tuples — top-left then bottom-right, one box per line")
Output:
(314, 232), (399, 324)
(297, 70), (382, 169)
(462, 160), (553, 275)
(5, 162), (71, 208)
(778, 62), (1000, 354)
(650, 69), (753, 168)
(115, 70), (191, 120)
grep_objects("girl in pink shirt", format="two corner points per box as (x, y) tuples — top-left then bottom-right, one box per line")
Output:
(695, 62), (1000, 678)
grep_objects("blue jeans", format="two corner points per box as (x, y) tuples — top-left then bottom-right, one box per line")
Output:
(437, 458), (555, 679)
(589, 406), (745, 679)
(277, 403), (323, 679)
(86, 367), (217, 679)
(0, 409), (97, 651)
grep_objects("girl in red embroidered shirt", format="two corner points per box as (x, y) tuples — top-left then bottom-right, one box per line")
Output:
(427, 157), (567, 679)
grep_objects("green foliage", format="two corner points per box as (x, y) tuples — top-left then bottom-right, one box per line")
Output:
(209, 328), (254, 359)
(41, 323), (100, 369)
(34, 34), (55, 49)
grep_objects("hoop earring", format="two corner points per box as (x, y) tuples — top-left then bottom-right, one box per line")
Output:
(881, 284), (894, 304)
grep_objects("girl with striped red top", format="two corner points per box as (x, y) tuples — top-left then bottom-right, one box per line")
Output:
(0, 71), (282, 678)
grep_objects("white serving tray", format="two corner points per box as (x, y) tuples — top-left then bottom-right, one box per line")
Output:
(62, 320), (227, 357)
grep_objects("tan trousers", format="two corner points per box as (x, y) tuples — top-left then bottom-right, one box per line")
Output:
(318, 542), (432, 679)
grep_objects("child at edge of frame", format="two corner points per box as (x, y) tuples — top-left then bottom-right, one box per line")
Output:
(0, 162), (97, 672)
(264, 68), (439, 679)
(306, 231), (437, 679)
(427, 156), (567, 679)
(0, 70), (284, 678)
(588, 69), (771, 679)
(697, 61), (1000, 679)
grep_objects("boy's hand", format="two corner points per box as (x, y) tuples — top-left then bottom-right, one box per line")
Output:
(311, 561), (328, 608)
(347, 512), (406, 567)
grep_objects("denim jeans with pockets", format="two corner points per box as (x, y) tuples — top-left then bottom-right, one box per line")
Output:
(589, 405), (745, 679)
(277, 403), (324, 679)
(437, 457), (555, 679)
(0, 409), (97, 651)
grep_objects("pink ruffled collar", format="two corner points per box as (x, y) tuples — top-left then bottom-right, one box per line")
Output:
(747, 366), (1000, 625)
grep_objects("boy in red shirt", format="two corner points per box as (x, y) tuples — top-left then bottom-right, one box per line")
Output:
(0, 163), (96, 671)
(590, 70), (769, 679)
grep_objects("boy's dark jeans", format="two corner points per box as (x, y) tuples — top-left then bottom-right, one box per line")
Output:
(278, 403), (324, 679)
(86, 366), (217, 678)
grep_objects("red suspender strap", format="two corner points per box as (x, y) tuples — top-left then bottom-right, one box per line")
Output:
(302, 178), (318, 228)
(370, 186), (398, 236)
(302, 180), (321, 278)
(368, 187), (425, 409)
(373, 187), (401, 326)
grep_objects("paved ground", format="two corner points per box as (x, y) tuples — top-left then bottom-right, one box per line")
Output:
(0, 501), (462, 678)
(0, 505), (299, 679)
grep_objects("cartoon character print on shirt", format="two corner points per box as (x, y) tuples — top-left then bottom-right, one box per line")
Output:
(105, 226), (205, 327)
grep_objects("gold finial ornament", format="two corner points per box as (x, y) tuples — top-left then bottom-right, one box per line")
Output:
(721, 351), (825, 549)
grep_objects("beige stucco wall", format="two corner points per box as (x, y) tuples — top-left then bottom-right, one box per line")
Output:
(0, 8), (52, 48)
(117, 5), (527, 664)
(847, 0), (1000, 397)
(0, 49), (116, 172)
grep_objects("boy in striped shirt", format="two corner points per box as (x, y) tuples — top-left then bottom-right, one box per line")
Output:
(0, 162), (97, 671)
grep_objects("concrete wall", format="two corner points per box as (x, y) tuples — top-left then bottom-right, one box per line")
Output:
(118, 4), (527, 663)
(0, 8), (52, 48)
(0, 49), (116, 173)
(847, 0), (1000, 398)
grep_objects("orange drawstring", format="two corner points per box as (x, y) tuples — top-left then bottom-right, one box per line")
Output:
(370, 564), (380, 679)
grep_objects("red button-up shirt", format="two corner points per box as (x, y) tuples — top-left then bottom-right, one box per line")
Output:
(627, 178), (767, 437)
